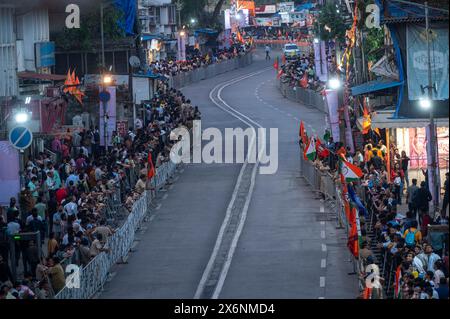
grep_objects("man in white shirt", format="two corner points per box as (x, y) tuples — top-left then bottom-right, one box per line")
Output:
(64, 196), (78, 218)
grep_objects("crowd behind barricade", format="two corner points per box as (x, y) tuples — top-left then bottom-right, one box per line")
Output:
(149, 43), (253, 78)
(244, 27), (308, 41)
(0, 80), (202, 299)
(279, 54), (327, 92)
(299, 131), (449, 299)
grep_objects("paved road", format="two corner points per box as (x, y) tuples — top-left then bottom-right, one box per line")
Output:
(100, 50), (359, 299)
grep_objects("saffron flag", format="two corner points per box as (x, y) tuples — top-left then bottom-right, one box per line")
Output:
(394, 266), (402, 299)
(336, 146), (347, 160)
(299, 121), (308, 145)
(340, 159), (363, 182)
(300, 72), (308, 88)
(347, 207), (359, 258)
(303, 137), (316, 161)
(273, 57), (279, 70)
(277, 68), (283, 79)
(236, 31), (244, 43)
(147, 153), (155, 179)
(362, 103), (371, 135)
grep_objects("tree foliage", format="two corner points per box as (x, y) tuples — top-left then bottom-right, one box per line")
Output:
(54, 6), (125, 51)
(315, 4), (346, 42)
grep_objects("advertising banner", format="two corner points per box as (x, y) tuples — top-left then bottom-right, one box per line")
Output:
(277, 2), (295, 13)
(407, 25), (449, 100)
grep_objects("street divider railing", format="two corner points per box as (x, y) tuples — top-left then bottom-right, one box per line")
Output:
(279, 80), (328, 114)
(54, 160), (179, 299)
(169, 53), (253, 89)
(299, 151), (365, 293)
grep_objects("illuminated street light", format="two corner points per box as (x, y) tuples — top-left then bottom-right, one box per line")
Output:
(102, 75), (112, 85)
(179, 30), (186, 37)
(419, 97), (431, 109)
(14, 110), (30, 124)
(328, 78), (341, 90)
(314, 38), (320, 43)
(190, 18), (196, 24)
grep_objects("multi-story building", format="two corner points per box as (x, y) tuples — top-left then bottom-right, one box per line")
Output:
(139, 0), (178, 62)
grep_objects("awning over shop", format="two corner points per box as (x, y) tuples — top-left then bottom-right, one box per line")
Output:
(194, 28), (218, 37)
(141, 34), (167, 41)
(133, 72), (164, 80)
(351, 79), (403, 96)
(357, 110), (450, 129)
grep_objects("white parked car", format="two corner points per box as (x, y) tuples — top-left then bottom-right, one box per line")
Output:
(283, 43), (301, 60)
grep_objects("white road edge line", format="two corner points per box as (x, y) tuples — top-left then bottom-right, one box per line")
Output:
(194, 68), (269, 299)
(320, 277), (326, 288)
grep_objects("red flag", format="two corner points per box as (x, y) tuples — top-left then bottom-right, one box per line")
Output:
(281, 54), (286, 65)
(273, 57), (279, 70)
(299, 121), (308, 145)
(300, 72), (308, 88)
(147, 153), (155, 179)
(316, 138), (330, 159)
(278, 29), (282, 38)
(347, 207), (359, 258)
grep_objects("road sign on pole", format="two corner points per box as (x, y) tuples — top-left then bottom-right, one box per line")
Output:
(9, 126), (33, 150)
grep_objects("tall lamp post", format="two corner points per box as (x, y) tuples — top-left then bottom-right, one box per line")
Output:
(101, 75), (112, 151)
(422, 1), (439, 211)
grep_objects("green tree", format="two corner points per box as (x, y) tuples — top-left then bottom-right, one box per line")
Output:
(315, 4), (346, 42)
(54, 6), (125, 51)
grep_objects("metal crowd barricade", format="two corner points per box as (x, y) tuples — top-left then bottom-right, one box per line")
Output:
(54, 158), (180, 299)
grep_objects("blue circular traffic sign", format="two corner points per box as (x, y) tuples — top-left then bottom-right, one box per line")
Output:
(9, 126), (33, 150)
(99, 90), (111, 103)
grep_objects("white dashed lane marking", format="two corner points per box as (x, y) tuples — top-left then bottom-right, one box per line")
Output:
(321, 259), (326, 268)
(320, 277), (326, 288)
(322, 244), (327, 252)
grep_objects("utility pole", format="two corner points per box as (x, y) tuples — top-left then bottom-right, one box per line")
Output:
(424, 1), (440, 212)
(101, 2), (105, 69)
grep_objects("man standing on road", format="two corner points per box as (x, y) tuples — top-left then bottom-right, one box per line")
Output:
(265, 45), (271, 60)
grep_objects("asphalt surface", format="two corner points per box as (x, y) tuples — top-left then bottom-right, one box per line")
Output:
(100, 50), (359, 299)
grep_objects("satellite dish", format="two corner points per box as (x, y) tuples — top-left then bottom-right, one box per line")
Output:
(129, 56), (141, 68)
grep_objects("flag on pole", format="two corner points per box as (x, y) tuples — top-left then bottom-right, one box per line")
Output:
(299, 121), (308, 145)
(340, 159), (364, 182)
(147, 153), (155, 179)
(300, 72), (308, 88)
(394, 266), (402, 299)
(273, 57), (279, 70)
(277, 68), (283, 79)
(347, 207), (359, 258)
(362, 103), (371, 135)
(316, 138), (330, 159)
(303, 136), (316, 161)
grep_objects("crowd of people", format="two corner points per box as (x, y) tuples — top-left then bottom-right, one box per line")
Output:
(149, 43), (252, 78)
(0, 81), (202, 299)
(302, 132), (449, 299)
(280, 54), (326, 92)
(244, 27), (309, 42)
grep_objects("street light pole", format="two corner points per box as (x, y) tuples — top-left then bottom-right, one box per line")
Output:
(101, 2), (105, 69)
(424, 2), (439, 211)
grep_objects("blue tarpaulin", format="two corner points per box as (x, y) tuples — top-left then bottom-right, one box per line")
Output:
(114, 0), (136, 36)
